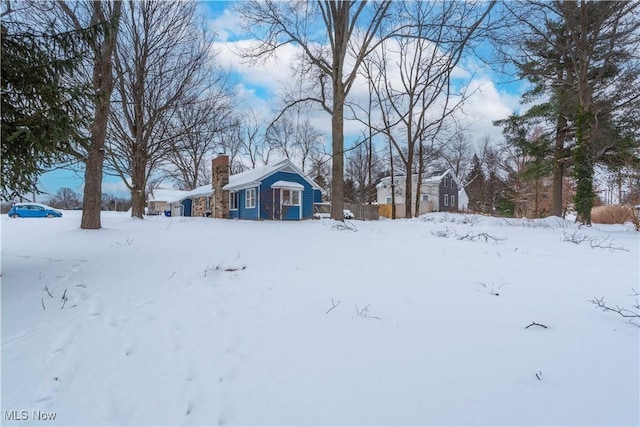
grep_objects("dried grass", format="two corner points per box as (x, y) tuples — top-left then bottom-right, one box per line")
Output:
(591, 205), (636, 225)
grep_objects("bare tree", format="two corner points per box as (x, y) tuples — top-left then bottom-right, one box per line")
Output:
(345, 139), (383, 204)
(363, 1), (495, 218)
(220, 122), (248, 174)
(295, 116), (323, 174)
(236, 1), (393, 221)
(49, 188), (82, 210)
(106, 0), (211, 218)
(265, 112), (298, 161)
(442, 131), (474, 183)
(57, 0), (123, 229)
(162, 81), (235, 190)
(236, 109), (270, 169)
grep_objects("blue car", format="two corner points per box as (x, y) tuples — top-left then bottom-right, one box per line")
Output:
(8, 203), (63, 218)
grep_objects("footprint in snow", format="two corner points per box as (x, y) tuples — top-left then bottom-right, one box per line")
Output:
(86, 296), (102, 317)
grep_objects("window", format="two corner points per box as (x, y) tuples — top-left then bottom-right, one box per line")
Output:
(451, 195), (455, 207)
(386, 197), (391, 204)
(444, 194), (449, 206)
(229, 192), (238, 210)
(422, 195), (429, 201)
(282, 189), (300, 206)
(246, 188), (256, 209)
(444, 177), (449, 187)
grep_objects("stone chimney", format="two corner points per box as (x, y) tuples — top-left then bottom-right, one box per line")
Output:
(212, 155), (230, 219)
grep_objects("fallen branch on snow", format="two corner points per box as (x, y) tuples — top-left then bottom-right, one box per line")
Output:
(525, 321), (548, 329)
(355, 303), (381, 320)
(590, 292), (640, 327)
(326, 298), (341, 314)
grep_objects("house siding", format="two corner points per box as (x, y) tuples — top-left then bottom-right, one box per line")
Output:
(260, 171), (314, 220)
(233, 188), (260, 220)
(440, 173), (458, 212)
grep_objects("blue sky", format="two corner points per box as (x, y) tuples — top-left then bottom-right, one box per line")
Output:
(36, 1), (526, 202)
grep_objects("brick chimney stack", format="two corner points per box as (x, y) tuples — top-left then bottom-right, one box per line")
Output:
(212, 155), (230, 218)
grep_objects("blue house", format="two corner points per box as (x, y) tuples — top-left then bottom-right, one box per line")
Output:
(215, 157), (323, 220)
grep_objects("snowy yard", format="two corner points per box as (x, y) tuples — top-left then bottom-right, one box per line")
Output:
(1, 211), (638, 426)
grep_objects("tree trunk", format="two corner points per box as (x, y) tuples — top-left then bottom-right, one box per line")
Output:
(389, 137), (396, 219)
(81, 1), (121, 230)
(551, 112), (567, 217)
(573, 109), (594, 224)
(331, 93), (345, 221)
(81, 140), (105, 229)
(131, 183), (146, 218)
(415, 140), (424, 217)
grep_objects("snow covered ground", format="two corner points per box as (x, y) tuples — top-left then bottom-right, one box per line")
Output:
(1, 211), (638, 426)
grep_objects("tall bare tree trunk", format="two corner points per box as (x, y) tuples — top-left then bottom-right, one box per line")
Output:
(81, 1), (122, 230)
(415, 140), (424, 217)
(331, 89), (345, 220)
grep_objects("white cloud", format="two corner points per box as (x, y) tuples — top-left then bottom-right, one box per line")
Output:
(101, 179), (131, 197)
(207, 9), (527, 157)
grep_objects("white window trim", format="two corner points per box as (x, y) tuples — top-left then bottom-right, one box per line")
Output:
(451, 195), (455, 207)
(246, 188), (256, 209)
(444, 194), (449, 206)
(282, 189), (301, 206)
(229, 191), (238, 210)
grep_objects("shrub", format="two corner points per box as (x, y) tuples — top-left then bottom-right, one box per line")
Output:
(591, 205), (637, 225)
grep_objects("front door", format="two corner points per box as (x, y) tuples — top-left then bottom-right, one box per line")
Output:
(272, 189), (281, 220)
(181, 199), (192, 217)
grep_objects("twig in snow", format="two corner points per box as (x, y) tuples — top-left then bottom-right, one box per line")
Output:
(589, 295), (640, 327)
(332, 221), (357, 232)
(562, 231), (628, 252)
(44, 286), (53, 298)
(39, 272), (45, 280)
(431, 227), (454, 238)
(355, 303), (381, 320)
(457, 232), (505, 243)
(589, 237), (628, 252)
(169, 271), (176, 279)
(42, 298), (46, 310)
(126, 238), (134, 246)
(60, 288), (68, 309)
(525, 321), (548, 329)
(535, 371), (542, 381)
(165, 219), (173, 231)
(478, 282), (507, 296)
(326, 298), (341, 314)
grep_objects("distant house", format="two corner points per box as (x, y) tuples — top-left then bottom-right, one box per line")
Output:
(458, 187), (469, 212)
(212, 155), (322, 220)
(147, 184), (213, 217)
(376, 169), (461, 212)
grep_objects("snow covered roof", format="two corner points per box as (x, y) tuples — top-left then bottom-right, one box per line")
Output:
(183, 184), (213, 199)
(223, 159), (320, 191)
(271, 180), (304, 190)
(148, 184), (213, 203)
(148, 189), (188, 204)
(377, 169), (459, 187)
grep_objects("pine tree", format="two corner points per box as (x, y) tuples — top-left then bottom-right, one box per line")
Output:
(502, 1), (640, 224)
(1, 18), (89, 199)
(465, 154), (485, 213)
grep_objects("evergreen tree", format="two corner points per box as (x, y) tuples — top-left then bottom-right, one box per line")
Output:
(502, 1), (640, 223)
(1, 15), (89, 199)
(465, 154), (485, 213)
